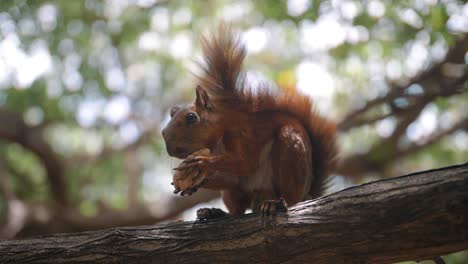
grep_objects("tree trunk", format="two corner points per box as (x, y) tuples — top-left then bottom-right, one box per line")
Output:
(1, 163), (467, 264)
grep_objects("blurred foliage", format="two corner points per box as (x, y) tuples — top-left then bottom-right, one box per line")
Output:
(0, 0), (467, 259)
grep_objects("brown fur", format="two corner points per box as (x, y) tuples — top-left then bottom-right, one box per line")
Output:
(162, 24), (338, 214)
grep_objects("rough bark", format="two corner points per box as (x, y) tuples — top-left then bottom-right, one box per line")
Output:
(1, 163), (467, 264)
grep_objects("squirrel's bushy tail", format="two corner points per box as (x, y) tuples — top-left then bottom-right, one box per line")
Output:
(196, 23), (246, 104)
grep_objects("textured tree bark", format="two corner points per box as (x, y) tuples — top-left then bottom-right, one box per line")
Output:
(1, 163), (467, 264)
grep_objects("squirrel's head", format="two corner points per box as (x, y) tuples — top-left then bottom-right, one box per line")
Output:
(162, 86), (222, 159)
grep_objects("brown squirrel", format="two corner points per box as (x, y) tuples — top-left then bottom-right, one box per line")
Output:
(162, 24), (337, 219)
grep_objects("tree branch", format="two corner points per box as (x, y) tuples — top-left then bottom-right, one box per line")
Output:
(1, 163), (467, 263)
(398, 117), (468, 158)
(338, 35), (468, 132)
(66, 127), (156, 165)
(3, 189), (219, 239)
(0, 109), (67, 206)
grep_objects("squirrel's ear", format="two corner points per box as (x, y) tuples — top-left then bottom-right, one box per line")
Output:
(169, 106), (181, 118)
(195, 85), (212, 111)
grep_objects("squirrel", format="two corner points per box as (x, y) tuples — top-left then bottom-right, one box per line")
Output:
(161, 24), (337, 219)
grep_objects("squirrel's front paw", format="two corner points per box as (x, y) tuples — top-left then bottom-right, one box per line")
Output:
(177, 148), (217, 172)
(172, 167), (206, 196)
(172, 148), (212, 196)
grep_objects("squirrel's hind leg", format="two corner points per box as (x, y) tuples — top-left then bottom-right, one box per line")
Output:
(271, 124), (313, 205)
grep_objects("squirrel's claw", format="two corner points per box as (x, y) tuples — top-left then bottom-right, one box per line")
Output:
(180, 186), (198, 196)
(173, 171), (206, 196)
(174, 160), (198, 171)
(260, 197), (288, 216)
(179, 161), (202, 170)
(179, 177), (205, 196)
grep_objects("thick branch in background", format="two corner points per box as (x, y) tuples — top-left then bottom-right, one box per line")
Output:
(336, 35), (468, 178)
(0, 109), (67, 206)
(339, 35), (467, 132)
(67, 125), (157, 165)
(1, 163), (467, 264)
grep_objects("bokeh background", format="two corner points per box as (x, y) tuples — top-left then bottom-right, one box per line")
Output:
(0, 0), (467, 262)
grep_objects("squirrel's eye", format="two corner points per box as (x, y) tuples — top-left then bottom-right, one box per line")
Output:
(186, 112), (199, 125)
